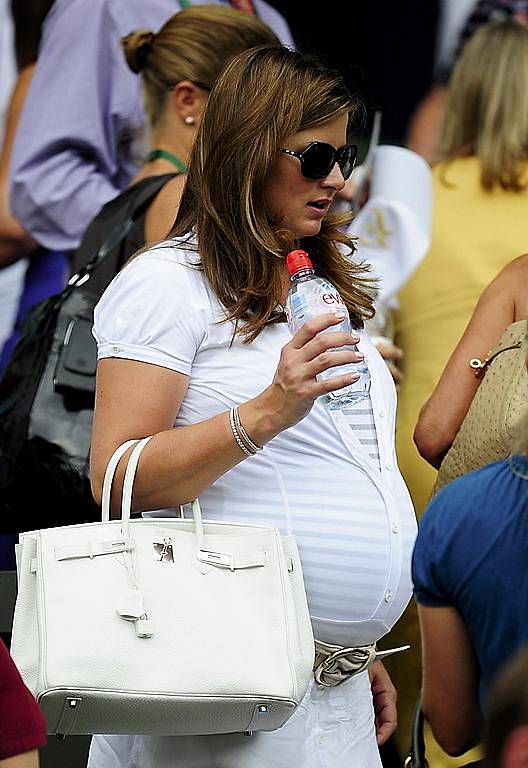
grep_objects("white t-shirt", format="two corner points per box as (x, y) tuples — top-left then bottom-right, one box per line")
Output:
(94, 237), (417, 648)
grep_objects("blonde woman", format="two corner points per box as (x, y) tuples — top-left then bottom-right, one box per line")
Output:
(395, 20), (528, 517)
(88, 46), (417, 768)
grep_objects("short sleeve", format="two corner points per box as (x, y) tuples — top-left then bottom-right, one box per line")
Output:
(93, 246), (207, 375)
(412, 491), (453, 608)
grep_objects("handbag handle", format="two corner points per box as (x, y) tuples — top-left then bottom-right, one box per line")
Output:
(101, 439), (141, 523)
(121, 436), (154, 535)
(101, 437), (201, 540)
(101, 437), (153, 537)
(404, 696), (429, 768)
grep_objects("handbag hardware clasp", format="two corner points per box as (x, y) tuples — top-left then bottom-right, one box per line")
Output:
(469, 356), (488, 378)
(55, 538), (135, 562)
(198, 549), (234, 570)
(196, 548), (267, 571)
(153, 537), (174, 563)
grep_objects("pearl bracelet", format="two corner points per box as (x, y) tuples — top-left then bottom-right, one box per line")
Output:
(229, 407), (262, 457)
(232, 406), (263, 454)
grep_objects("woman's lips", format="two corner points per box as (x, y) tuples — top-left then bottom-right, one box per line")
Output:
(305, 200), (331, 217)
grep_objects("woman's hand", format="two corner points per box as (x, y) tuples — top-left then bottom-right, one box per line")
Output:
(373, 339), (404, 385)
(368, 661), (398, 746)
(255, 312), (365, 432)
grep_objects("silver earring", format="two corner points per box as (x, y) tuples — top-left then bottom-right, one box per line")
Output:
(184, 116), (195, 125)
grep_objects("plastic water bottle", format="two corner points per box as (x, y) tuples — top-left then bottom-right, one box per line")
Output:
(284, 249), (370, 409)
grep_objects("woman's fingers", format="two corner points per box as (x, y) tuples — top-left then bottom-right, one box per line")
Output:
(300, 329), (359, 363)
(374, 339), (403, 363)
(386, 362), (403, 384)
(373, 339), (403, 385)
(313, 371), (360, 397)
(289, 312), (350, 349)
(304, 348), (364, 379)
(369, 661), (398, 746)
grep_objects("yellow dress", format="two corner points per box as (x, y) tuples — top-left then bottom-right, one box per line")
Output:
(395, 156), (528, 516)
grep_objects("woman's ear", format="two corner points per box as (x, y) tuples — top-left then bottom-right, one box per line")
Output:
(169, 80), (209, 126)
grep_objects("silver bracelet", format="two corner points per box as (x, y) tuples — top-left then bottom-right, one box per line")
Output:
(229, 408), (254, 457)
(232, 406), (263, 453)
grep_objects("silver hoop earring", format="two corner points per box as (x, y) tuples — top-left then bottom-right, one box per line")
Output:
(184, 116), (195, 125)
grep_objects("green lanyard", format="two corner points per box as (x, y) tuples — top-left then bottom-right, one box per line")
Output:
(179, 0), (192, 8)
(146, 149), (188, 174)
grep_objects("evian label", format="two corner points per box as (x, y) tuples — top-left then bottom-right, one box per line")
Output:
(286, 278), (350, 334)
(321, 292), (346, 306)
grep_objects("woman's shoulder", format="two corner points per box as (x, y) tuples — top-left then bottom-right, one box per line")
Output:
(481, 253), (528, 322)
(93, 235), (210, 361)
(97, 235), (205, 313)
(123, 235), (202, 277)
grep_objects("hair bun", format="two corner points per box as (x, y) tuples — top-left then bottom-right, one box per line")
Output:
(122, 29), (155, 74)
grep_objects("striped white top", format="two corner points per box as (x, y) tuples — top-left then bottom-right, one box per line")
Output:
(343, 399), (380, 469)
(94, 239), (417, 647)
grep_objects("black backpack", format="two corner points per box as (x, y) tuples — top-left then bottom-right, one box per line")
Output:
(0, 174), (176, 532)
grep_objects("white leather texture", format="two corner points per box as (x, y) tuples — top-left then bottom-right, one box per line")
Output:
(10, 438), (314, 736)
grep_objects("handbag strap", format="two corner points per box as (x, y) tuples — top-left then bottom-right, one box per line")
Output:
(100, 440), (214, 535)
(101, 439), (141, 522)
(470, 322), (525, 378)
(192, 498), (205, 547)
(100, 436), (154, 535)
(65, 174), (178, 300)
(121, 436), (154, 535)
(404, 696), (429, 768)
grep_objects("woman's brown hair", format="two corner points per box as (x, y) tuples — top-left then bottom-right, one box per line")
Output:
(172, 45), (373, 342)
(438, 20), (528, 191)
(122, 6), (280, 128)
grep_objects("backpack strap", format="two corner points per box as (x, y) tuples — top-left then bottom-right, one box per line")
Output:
(67, 173), (178, 295)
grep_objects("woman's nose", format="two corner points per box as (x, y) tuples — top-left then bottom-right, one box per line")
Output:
(321, 162), (346, 191)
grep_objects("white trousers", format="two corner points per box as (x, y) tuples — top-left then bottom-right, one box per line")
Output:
(88, 672), (382, 768)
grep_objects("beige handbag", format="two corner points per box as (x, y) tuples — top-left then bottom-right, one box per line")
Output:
(435, 320), (527, 493)
(10, 437), (314, 736)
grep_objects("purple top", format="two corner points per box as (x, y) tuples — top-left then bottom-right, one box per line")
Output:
(9, 0), (293, 251)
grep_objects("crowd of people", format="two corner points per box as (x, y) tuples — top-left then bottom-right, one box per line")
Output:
(0, 1), (527, 767)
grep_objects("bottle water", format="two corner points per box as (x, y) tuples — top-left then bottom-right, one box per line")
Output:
(284, 249), (370, 409)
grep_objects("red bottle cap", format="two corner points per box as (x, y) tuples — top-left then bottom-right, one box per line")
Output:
(286, 249), (313, 275)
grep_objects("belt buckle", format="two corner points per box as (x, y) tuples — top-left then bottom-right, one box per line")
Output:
(314, 645), (373, 687)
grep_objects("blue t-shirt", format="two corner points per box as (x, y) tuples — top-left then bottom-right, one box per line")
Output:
(412, 456), (528, 703)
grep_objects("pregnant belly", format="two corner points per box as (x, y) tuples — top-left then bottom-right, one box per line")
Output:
(294, 513), (413, 646)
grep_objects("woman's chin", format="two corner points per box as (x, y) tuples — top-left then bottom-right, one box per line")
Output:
(293, 219), (323, 239)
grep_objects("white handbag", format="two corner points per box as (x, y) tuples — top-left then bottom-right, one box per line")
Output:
(10, 436), (314, 737)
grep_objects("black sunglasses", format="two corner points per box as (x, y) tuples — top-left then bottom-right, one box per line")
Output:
(281, 141), (358, 181)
